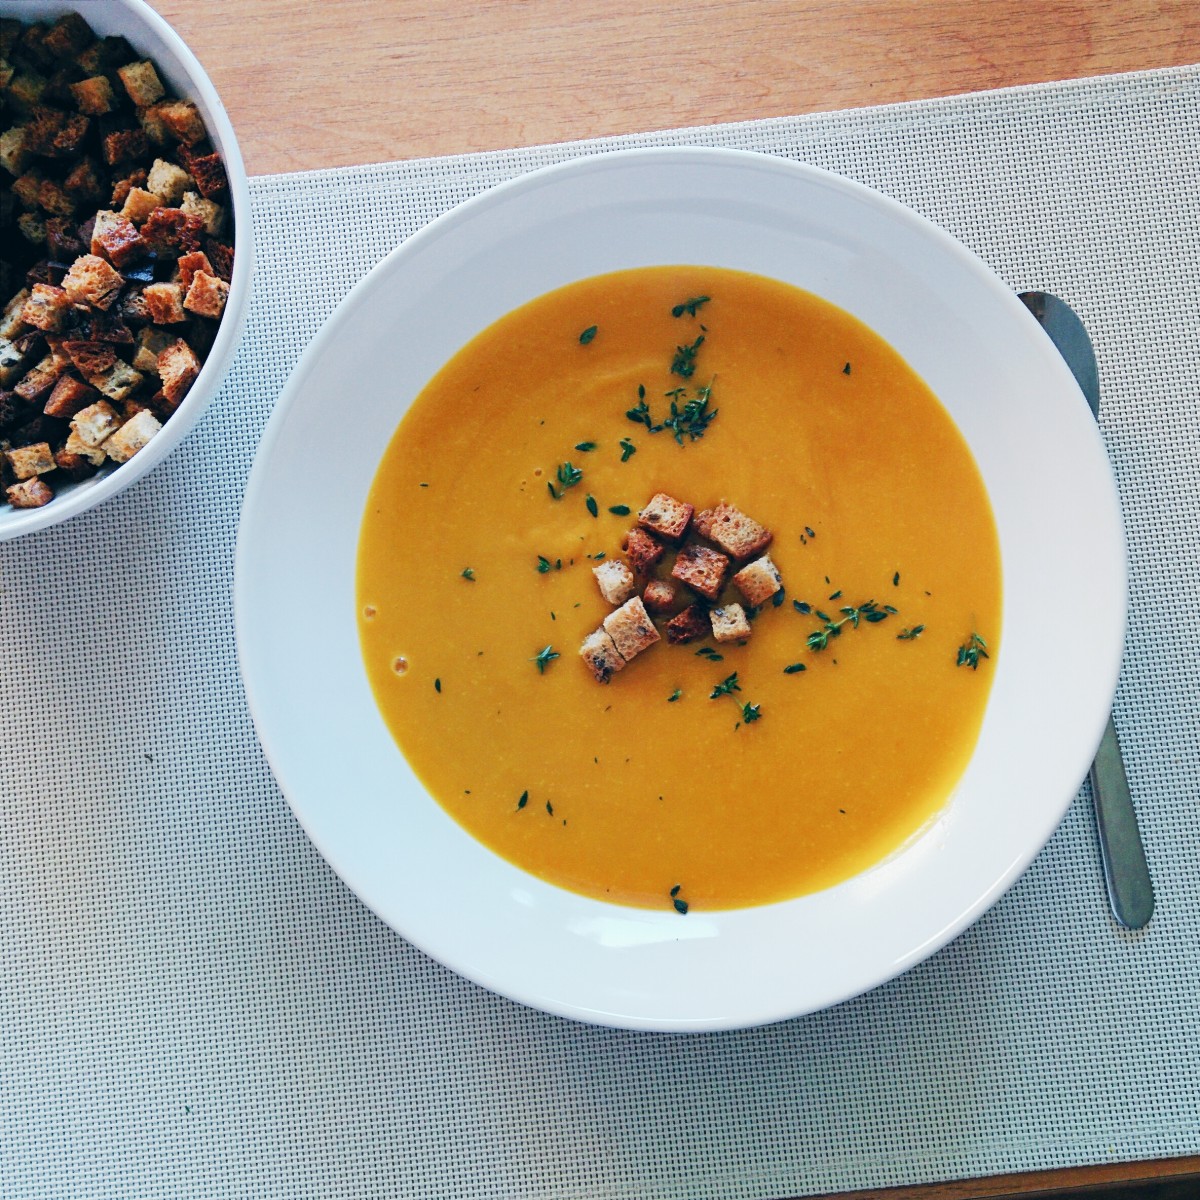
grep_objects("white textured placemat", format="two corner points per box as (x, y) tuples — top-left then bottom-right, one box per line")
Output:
(3, 67), (1199, 1200)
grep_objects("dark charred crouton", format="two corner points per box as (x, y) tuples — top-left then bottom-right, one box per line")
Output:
(664, 603), (710, 645)
(624, 526), (665, 574)
(637, 491), (693, 544)
(671, 543), (729, 602)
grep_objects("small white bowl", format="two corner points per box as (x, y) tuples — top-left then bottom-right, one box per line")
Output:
(0, 0), (252, 540)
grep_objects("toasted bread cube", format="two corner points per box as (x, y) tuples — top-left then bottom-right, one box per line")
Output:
(91, 211), (146, 268)
(593, 558), (637, 606)
(11, 168), (44, 210)
(21, 282), (71, 331)
(140, 206), (204, 254)
(6, 476), (53, 508)
(69, 74), (117, 115)
(43, 12), (93, 58)
(70, 399), (121, 447)
(183, 150), (227, 201)
(117, 60), (165, 107)
(180, 190), (224, 237)
(637, 491), (693, 543)
(624, 526), (665, 574)
(103, 407), (161, 462)
(671, 543), (729, 602)
(0, 288), (31, 339)
(17, 211), (46, 245)
(132, 326), (176, 374)
(63, 156), (104, 203)
(156, 337), (200, 406)
(62, 253), (124, 310)
(642, 578), (679, 613)
(136, 104), (171, 146)
(120, 185), (162, 226)
(0, 126), (30, 176)
(182, 270), (228, 319)
(699, 501), (772, 561)
(732, 555), (783, 607)
(175, 250), (213, 289)
(665, 603), (710, 645)
(7, 71), (48, 111)
(143, 281), (186, 324)
(37, 177), (76, 217)
(63, 339), (117, 379)
(710, 603), (752, 643)
(155, 99), (206, 145)
(101, 126), (150, 168)
(145, 157), (191, 204)
(54, 445), (100, 480)
(63, 427), (107, 466)
(602, 595), (660, 663)
(0, 336), (28, 385)
(580, 627), (625, 684)
(5, 441), (55, 479)
(14, 350), (69, 402)
(89, 359), (143, 403)
(43, 371), (98, 419)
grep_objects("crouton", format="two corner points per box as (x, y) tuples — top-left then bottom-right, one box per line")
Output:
(14, 350), (69, 402)
(0, 126), (29, 177)
(664, 603), (710, 645)
(0, 337), (27, 385)
(602, 595), (660, 662)
(63, 427), (106, 466)
(120, 185), (162, 226)
(637, 490), (693, 543)
(16, 211), (47, 245)
(593, 558), (637, 606)
(91, 210), (147, 268)
(70, 399), (121, 447)
(5, 476), (53, 507)
(180, 190), (224, 237)
(710, 603), (752, 643)
(5, 441), (55, 479)
(732, 554), (783, 607)
(182, 270), (228, 319)
(116, 60), (165, 107)
(103, 407), (160, 462)
(642, 578), (679, 613)
(624, 525), (665, 574)
(154, 98), (206, 145)
(144, 157), (191, 205)
(0, 289), (30, 339)
(20, 283), (71, 332)
(88, 359), (143, 403)
(62, 253), (124, 310)
(697, 501), (772, 561)
(156, 337), (200, 406)
(140, 206), (204, 254)
(101, 126), (151, 168)
(131, 326), (175, 374)
(175, 250), (213, 289)
(37, 177), (76, 217)
(580, 627), (625, 684)
(62, 156), (103, 203)
(53, 446), (99, 480)
(143, 281), (186, 324)
(671, 543), (729, 602)
(69, 74), (117, 115)
(181, 149), (227, 201)
(43, 372), (98, 419)
(63, 339), (117, 379)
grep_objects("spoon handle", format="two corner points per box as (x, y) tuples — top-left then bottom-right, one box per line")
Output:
(1089, 714), (1154, 928)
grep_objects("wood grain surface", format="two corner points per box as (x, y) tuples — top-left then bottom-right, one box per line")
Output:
(153, 0), (1200, 176)
(145, 2), (1200, 1196)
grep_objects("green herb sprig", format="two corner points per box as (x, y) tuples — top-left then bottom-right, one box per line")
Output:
(806, 600), (894, 651)
(956, 632), (990, 669)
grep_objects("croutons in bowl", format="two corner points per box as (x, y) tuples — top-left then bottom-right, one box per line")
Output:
(0, 0), (251, 540)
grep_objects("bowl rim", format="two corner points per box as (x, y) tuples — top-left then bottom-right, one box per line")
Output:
(0, 0), (253, 541)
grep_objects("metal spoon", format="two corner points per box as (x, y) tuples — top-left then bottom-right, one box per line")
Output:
(1019, 290), (1154, 929)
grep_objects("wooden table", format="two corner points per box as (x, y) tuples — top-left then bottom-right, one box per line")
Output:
(150, 3), (1200, 1197)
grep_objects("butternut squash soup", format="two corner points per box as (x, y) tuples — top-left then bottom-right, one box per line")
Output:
(357, 266), (1001, 912)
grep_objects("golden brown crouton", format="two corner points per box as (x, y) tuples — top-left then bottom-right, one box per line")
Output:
(698, 501), (772, 561)
(20, 283), (71, 331)
(641, 578), (679, 613)
(5, 441), (55, 479)
(180, 190), (224, 237)
(116, 60), (165, 107)
(119, 185), (162, 226)
(43, 372), (98, 419)
(144, 157), (191, 204)
(103, 407), (161, 462)
(664, 603), (710, 645)
(63, 428), (107, 466)
(580, 627), (625, 684)
(88, 359), (143, 403)
(732, 554), (783, 607)
(132, 326), (175, 374)
(91, 210), (147, 268)
(156, 337), (200, 406)
(69, 74), (117, 115)
(5, 476), (53, 507)
(62, 253), (124, 310)
(175, 250), (213, 289)
(143, 281), (186, 324)
(593, 558), (637, 606)
(70, 399), (121, 447)
(637, 491), (693, 543)
(710, 603), (752, 643)
(671, 543), (729, 602)
(602, 595), (660, 662)
(155, 99), (207, 145)
(14, 349), (70, 402)
(624, 526), (665, 574)
(182, 270), (228, 319)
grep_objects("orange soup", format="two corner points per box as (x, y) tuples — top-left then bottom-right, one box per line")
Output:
(357, 267), (1001, 912)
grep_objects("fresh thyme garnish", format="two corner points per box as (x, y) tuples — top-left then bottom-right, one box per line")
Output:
(671, 296), (710, 318)
(608, 504), (631, 515)
(517, 790), (528, 810)
(546, 461), (584, 500)
(585, 494), (598, 518)
(575, 441), (597, 452)
(709, 672), (741, 699)
(783, 662), (807, 673)
(619, 438), (637, 462)
(532, 645), (560, 673)
(661, 383), (717, 444)
(897, 625), (925, 640)
(670, 334), (705, 379)
(806, 600), (892, 651)
(793, 599), (812, 614)
(625, 398), (653, 429)
(461, 567), (475, 581)
(667, 688), (682, 702)
(670, 884), (689, 915)
(434, 678), (441, 693)
(695, 646), (724, 662)
(956, 632), (990, 669)
(741, 702), (762, 724)
(772, 589), (786, 608)
(535, 555), (562, 573)
(893, 571), (901, 586)
(545, 800), (554, 816)
(579, 325), (598, 344)
(842, 362), (852, 375)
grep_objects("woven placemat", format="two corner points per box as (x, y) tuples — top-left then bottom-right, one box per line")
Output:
(2, 66), (1198, 1200)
